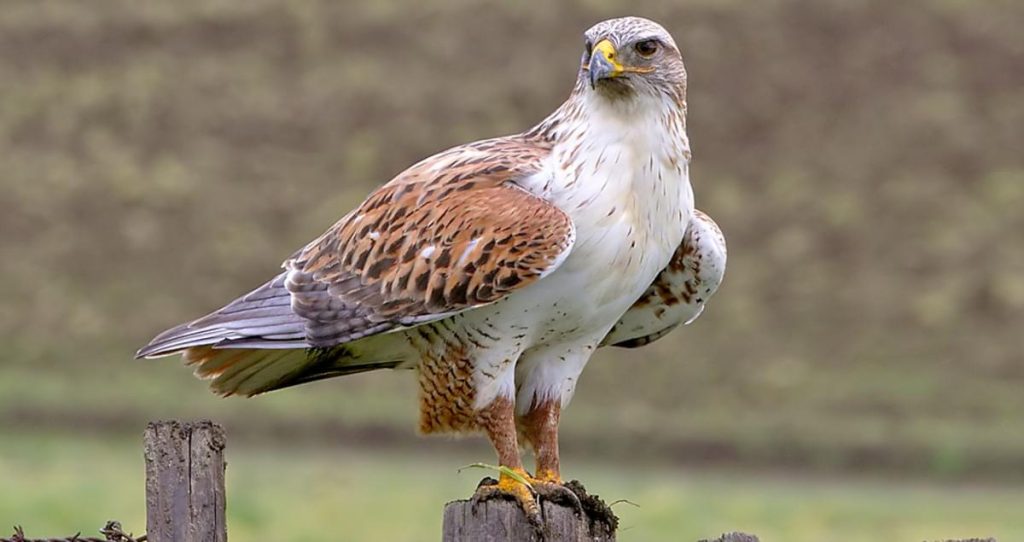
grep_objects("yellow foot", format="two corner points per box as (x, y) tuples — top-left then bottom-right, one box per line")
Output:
(472, 468), (542, 526)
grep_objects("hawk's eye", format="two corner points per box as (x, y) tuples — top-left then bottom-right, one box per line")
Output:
(634, 39), (659, 57)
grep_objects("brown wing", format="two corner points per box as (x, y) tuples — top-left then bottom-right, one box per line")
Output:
(286, 136), (575, 347)
(137, 136), (574, 358)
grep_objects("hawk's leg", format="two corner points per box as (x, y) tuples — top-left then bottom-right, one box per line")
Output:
(519, 399), (583, 513)
(473, 396), (542, 524)
(520, 398), (561, 482)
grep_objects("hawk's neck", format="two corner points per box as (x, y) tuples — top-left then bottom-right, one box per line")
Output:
(522, 87), (690, 202)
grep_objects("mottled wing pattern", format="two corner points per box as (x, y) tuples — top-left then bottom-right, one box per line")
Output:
(287, 137), (575, 348)
(602, 209), (726, 348)
(289, 168), (575, 346)
(137, 136), (576, 358)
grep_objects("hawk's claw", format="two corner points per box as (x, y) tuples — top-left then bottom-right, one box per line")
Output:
(471, 471), (543, 527)
(531, 480), (584, 517)
(470, 470), (584, 526)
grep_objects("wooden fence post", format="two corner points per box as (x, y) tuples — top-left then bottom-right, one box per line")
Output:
(442, 480), (618, 542)
(443, 499), (612, 542)
(144, 420), (227, 542)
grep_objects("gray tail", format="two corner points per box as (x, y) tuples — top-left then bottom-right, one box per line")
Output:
(136, 273), (307, 359)
(136, 273), (401, 396)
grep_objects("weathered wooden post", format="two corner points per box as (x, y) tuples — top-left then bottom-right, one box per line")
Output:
(442, 499), (610, 542)
(442, 481), (617, 542)
(144, 420), (227, 542)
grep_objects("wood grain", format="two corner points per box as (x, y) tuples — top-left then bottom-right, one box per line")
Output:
(144, 420), (227, 542)
(442, 497), (615, 542)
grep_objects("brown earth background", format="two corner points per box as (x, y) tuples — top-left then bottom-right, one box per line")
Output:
(1, 0), (1022, 484)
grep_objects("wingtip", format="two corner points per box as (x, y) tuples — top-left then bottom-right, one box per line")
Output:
(134, 342), (179, 360)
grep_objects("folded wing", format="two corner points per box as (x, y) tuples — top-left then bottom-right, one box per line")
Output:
(137, 136), (575, 358)
(602, 209), (726, 348)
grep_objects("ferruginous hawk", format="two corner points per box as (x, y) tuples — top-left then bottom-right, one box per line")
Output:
(138, 16), (726, 521)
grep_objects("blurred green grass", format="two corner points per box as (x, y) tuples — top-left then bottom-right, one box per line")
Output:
(3, 430), (1022, 542)
(4, 358), (1024, 480)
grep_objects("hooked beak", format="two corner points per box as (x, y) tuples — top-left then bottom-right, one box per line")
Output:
(587, 39), (655, 89)
(588, 39), (622, 88)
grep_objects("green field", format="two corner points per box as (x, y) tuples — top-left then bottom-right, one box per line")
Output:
(3, 430), (1021, 542)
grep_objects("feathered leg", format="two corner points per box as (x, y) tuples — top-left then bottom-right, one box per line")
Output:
(519, 398), (584, 513)
(520, 398), (561, 482)
(473, 396), (542, 524)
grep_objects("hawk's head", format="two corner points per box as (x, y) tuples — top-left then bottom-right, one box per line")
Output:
(580, 17), (686, 101)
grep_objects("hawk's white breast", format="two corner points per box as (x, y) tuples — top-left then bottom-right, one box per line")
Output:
(470, 91), (694, 408)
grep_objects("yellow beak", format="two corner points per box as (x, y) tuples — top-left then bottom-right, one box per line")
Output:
(588, 39), (654, 88)
(589, 39), (624, 87)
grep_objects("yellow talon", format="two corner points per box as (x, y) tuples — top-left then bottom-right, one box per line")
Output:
(496, 469), (536, 498)
(523, 470), (584, 515)
(473, 467), (541, 524)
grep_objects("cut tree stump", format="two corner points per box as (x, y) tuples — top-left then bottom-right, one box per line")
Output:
(144, 420), (227, 542)
(442, 480), (617, 542)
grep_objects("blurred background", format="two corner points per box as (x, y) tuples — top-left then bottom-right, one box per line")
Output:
(1, 0), (1022, 540)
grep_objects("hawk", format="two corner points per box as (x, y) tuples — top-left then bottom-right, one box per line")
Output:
(138, 16), (726, 521)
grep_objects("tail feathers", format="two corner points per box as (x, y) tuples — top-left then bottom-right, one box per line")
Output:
(137, 273), (306, 358)
(138, 273), (410, 396)
(184, 345), (401, 397)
